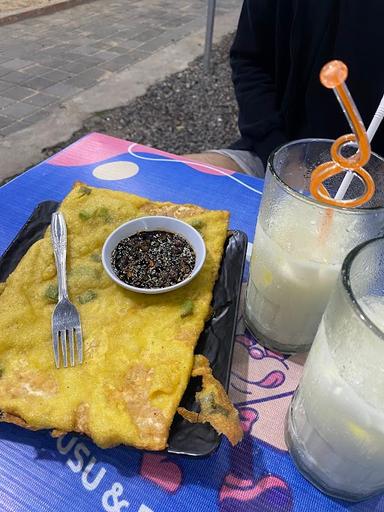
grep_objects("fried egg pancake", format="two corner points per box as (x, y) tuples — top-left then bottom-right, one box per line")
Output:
(0, 183), (234, 450)
(178, 355), (243, 445)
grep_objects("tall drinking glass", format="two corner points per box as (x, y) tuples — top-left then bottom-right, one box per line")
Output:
(286, 237), (384, 501)
(245, 139), (384, 353)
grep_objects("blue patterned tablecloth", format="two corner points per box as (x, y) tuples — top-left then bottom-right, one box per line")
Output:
(0, 133), (382, 512)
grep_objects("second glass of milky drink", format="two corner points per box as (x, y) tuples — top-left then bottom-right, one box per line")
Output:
(245, 138), (384, 353)
(286, 237), (384, 500)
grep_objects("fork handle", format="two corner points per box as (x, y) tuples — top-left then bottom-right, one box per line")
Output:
(51, 212), (69, 300)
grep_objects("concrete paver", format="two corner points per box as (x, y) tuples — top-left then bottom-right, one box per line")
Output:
(0, 0), (240, 138)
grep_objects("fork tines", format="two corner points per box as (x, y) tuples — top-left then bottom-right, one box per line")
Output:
(53, 327), (83, 369)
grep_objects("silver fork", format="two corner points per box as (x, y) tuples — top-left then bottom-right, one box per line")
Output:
(51, 212), (83, 368)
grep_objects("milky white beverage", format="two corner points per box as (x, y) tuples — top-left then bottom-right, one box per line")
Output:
(245, 206), (340, 352)
(286, 237), (384, 501)
(245, 139), (384, 353)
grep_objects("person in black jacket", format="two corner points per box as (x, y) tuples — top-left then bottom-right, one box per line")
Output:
(186, 0), (384, 177)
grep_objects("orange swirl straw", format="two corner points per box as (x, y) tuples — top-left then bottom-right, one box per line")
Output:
(310, 60), (375, 208)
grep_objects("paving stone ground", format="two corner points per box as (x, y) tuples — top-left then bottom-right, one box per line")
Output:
(0, 0), (241, 138)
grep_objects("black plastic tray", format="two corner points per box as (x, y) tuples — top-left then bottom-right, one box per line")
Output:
(0, 201), (247, 457)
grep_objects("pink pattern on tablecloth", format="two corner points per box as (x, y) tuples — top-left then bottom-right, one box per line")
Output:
(48, 132), (236, 176)
(219, 474), (290, 503)
(239, 408), (259, 433)
(140, 453), (182, 494)
(48, 133), (131, 166)
(218, 404), (293, 512)
(230, 333), (307, 451)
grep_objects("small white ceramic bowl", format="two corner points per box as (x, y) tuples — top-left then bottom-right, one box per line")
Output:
(102, 216), (206, 294)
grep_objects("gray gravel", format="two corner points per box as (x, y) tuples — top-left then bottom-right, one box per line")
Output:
(43, 33), (239, 157)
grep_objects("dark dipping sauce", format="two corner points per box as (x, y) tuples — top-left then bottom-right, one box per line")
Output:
(111, 230), (196, 289)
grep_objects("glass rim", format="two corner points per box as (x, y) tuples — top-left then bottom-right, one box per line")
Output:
(341, 236), (384, 340)
(267, 138), (384, 213)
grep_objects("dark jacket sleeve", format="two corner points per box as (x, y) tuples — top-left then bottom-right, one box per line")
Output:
(229, 0), (287, 165)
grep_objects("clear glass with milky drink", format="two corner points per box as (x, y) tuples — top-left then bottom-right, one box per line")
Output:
(244, 139), (384, 353)
(286, 237), (384, 501)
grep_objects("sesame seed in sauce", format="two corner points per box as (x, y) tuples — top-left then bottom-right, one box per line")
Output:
(111, 230), (196, 289)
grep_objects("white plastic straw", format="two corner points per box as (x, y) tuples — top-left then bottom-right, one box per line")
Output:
(334, 92), (384, 200)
